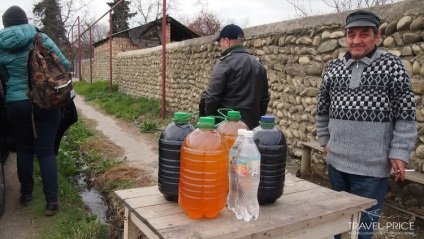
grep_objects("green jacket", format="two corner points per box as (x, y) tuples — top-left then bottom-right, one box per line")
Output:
(0, 24), (70, 103)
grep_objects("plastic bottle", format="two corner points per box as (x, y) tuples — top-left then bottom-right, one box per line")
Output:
(227, 128), (247, 212)
(217, 110), (249, 149)
(234, 130), (261, 222)
(253, 115), (287, 205)
(158, 112), (195, 201)
(179, 117), (229, 219)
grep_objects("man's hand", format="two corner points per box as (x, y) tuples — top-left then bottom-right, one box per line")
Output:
(323, 145), (327, 155)
(390, 159), (407, 182)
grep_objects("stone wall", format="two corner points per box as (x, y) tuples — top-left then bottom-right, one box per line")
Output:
(82, 0), (424, 171)
(82, 36), (139, 83)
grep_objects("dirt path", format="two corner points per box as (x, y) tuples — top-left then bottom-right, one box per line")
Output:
(0, 95), (159, 238)
(72, 95), (159, 178)
(0, 153), (40, 239)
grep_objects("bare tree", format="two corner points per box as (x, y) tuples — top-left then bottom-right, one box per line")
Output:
(187, 9), (222, 36)
(286, 0), (400, 17)
(185, 0), (223, 36)
(285, 0), (314, 18)
(32, 0), (93, 60)
(90, 23), (109, 42)
(33, 0), (91, 37)
(322, 0), (398, 12)
(75, 23), (108, 61)
(130, 0), (179, 26)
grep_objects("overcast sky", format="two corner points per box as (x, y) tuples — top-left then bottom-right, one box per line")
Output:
(0, 0), (340, 30)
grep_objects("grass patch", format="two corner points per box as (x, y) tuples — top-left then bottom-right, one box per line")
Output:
(28, 118), (128, 239)
(30, 80), (188, 238)
(73, 81), (169, 129)
(18, 81), (177, 238)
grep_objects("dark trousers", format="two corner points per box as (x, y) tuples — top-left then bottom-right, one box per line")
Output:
(7, 100), (60, 203)
(328, 164), (388, 239)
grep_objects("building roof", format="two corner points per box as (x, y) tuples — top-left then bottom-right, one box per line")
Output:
(94, 16), (200, 47)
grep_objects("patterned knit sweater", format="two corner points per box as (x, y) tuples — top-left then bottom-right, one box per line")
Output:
(316, 49), (417, 177)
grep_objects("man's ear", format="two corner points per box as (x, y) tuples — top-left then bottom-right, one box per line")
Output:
(376, 30), (382, 41)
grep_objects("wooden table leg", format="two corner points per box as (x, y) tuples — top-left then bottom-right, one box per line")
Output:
(124, 207), (139, 239)
(341, 211), (361, 239)
(301, 147), (312, 178)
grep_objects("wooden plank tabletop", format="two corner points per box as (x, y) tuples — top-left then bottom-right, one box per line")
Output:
(405, 171), (424, 185)
(115, 174), (376, 239)
(300, 141), (323, 152)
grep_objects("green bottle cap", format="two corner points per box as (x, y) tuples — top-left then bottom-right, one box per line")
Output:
(227, 111), (241, 121)
(198, 117), (216, 129)
(174, 112), (189, 123)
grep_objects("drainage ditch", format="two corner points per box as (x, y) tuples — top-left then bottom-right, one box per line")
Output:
(75, 173), (108, 223)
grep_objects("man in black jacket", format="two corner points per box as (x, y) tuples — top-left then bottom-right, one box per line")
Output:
(200, 24), (270, 129)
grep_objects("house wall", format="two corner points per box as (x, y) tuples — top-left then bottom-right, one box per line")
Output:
(82, 23), (171, 82)
(82, 37), (138, 83)
(166, 22), (171, 43)
(82, 0), (424, 172)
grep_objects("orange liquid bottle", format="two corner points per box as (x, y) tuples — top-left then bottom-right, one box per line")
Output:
(217, 111), (249, 197)
(217, 111), (249, 149)
(179, 117), (229, 219)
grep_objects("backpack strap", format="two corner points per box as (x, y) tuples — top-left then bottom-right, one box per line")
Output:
(26, 39), (34, 92)
(26, 33), (45, 139)
(34, 32), (43, 45)
(0, 75), (6, 108)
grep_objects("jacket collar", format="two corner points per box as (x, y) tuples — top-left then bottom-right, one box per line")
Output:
(221, 44), (247, 57)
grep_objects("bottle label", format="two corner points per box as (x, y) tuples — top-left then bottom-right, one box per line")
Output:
(251, 161), (260, 178)
(237, 160), (260, 178)
(230, 155), (237, 167)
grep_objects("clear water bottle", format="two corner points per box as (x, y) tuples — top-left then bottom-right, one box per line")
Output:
(227, 128), (247, 212)
(158, 112), (195, 201)
(253, 115), (287, 205)
(234, 130), (261, 222)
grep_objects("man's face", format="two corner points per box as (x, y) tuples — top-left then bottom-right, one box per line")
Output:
(219, 38), (230, 51)
(346, 27), (380, 59)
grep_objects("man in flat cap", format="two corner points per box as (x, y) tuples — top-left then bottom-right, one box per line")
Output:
(199, 24), (270, 129)
(316, 10), (417, 239)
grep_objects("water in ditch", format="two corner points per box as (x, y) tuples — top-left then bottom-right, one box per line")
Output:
(75, 173), (108, 223)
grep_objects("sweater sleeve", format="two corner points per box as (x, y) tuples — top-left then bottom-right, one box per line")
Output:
(315, 63), (332, 146)
(388, 56), (417, 162)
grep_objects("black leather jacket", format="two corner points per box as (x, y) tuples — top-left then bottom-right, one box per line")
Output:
(200, 46), (270, 129)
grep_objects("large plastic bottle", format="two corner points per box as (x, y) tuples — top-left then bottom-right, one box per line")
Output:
(227, 128), (247, 212)
(217, 110), (249, 148)
(158, 112), (195, 201)
(253, 115), (287, 205)
(234, 130), (261, 222)
(179, 117), (229, 219)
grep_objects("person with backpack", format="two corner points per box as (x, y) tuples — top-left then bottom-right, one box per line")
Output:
(0, 5), (70, 216)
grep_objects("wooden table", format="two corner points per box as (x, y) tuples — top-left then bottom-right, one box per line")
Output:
(115, 174), (376, 239)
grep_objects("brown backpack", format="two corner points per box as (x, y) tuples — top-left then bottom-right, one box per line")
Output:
(27, 32), (75, 110)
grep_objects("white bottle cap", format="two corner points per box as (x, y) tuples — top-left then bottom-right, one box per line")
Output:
(244, 130), (254, 138)
(238, 129), (247, 136)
